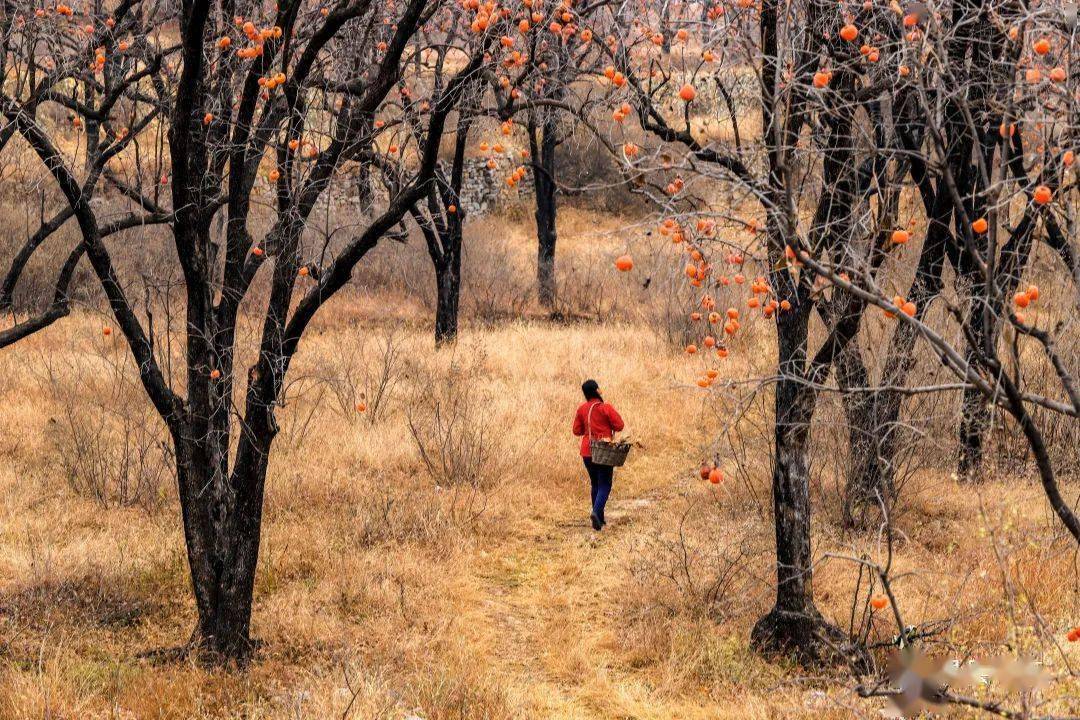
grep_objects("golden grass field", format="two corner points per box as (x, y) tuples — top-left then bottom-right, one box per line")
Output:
(1, 204), (1079, 719)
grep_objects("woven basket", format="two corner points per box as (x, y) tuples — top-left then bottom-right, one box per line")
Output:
(589, 439), (631, 467)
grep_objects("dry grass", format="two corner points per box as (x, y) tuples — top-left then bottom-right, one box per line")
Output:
(1, 202), (1079, 720)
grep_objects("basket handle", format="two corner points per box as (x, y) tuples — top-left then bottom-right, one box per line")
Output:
(586, 401), (595, 445)
(586, 400), (605, 445)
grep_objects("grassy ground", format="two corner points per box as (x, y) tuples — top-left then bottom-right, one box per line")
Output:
(1, 209), (1079, 719)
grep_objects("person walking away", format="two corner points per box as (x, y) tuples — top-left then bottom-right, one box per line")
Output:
(572, 379), (625, 531)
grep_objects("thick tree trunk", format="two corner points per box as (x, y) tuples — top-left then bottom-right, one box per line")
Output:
(958, 385), (991, 479)
(841, 0), (1015, 504)
(191, 553), (259, 661)
(956, 263), (995, 482)
(173, 403), (270, 663)
(845, 284), (938, 524)
(947, 0), (1012, 481)
(842, 98), (958, 518)
(748, 0), (860, 666)
(763, 416), (816, 619)
(529, 110), (558, 312)
(534, 190), (557, 311)
(175, 463), (252, 659)
(956, 222), (1035, 481)
(751, 302), (859, 667)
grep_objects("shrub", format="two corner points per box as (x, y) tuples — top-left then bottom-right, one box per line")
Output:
(38, 339), (173, 511)
(405, 351), (515, 523)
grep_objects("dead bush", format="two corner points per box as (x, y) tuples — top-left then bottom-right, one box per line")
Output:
(317, 326), (406, 424)
(640, 267), (700, 350)
(345, 482), (475, 549)
(405, 351), (515, 523)
(548, 249), (620, 321)
(461, 232), (533, 323)
(0, 573), (155, 632)
(36, 337), (173, 512)
(625, 496), (765, 625)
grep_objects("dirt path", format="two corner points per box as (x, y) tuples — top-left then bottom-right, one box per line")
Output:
(466, 479), (676, 719)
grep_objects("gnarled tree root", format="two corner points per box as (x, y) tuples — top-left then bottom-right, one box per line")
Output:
(751, 607), (871, 674)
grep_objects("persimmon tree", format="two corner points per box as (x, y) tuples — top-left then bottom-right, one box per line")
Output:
(567, 0), (1078, 666)
(0, 0), (493, 662)
(492, 7), (616, 312)
(383, 4), (579, 343)
(405, 46), (476, 346)
(825, 0), (1080, 511)
(571, 0), (878, 662)
(377, 5), (588, 343)
(0, 0), (175, 333)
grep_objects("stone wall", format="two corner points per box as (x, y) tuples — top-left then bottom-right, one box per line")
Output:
(317, 158), (537, 221)
(456, 157), (534, 217)
(320, 156), (535, 219)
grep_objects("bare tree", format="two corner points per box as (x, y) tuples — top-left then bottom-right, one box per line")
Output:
(0, 0), (492, 662)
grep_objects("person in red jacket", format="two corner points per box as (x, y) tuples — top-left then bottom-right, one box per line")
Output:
(572, 379), (625, 531)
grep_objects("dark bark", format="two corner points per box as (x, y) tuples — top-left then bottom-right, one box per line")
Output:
(529, 98), (559, 311)
(174, 434), (263, 661)
(749, 0), (854, 664)
(945, 0), (1019, 479)
(837, 338), (886, 527)
(845, 196), (951, 520)
(413, 101), (470, 346)
(434, 141), (465, 346)
(750, 1), (873, 668)
(0, 206), (76, 311)
(435, 262), (461, 345)
(752, 300), (818, 639)
(751, 283), (868, 669)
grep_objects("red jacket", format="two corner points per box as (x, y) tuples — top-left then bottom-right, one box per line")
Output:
(572, 399), (625, 457)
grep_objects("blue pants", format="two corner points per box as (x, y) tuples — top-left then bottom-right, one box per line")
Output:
(583, 458), (613, 523)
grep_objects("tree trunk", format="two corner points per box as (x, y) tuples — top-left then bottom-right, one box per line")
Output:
(173, 394), (271, 663)
(956, 266), (994, 482)
(947, 1), (1010, 481)
(845, 278), (940, 525)
(529, 110), (558, 312)
(751, 301), (859, 667)
(174, 457), (253, 660)
(842, 99), (957, 520)
(752, 419), (851, 663)
(957, 384), (991, 479)
(956, 211), (1035, 481)
(434, 257), (461, 346)
(837, 345), (892, 528)
(749, 0), (860, 666)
